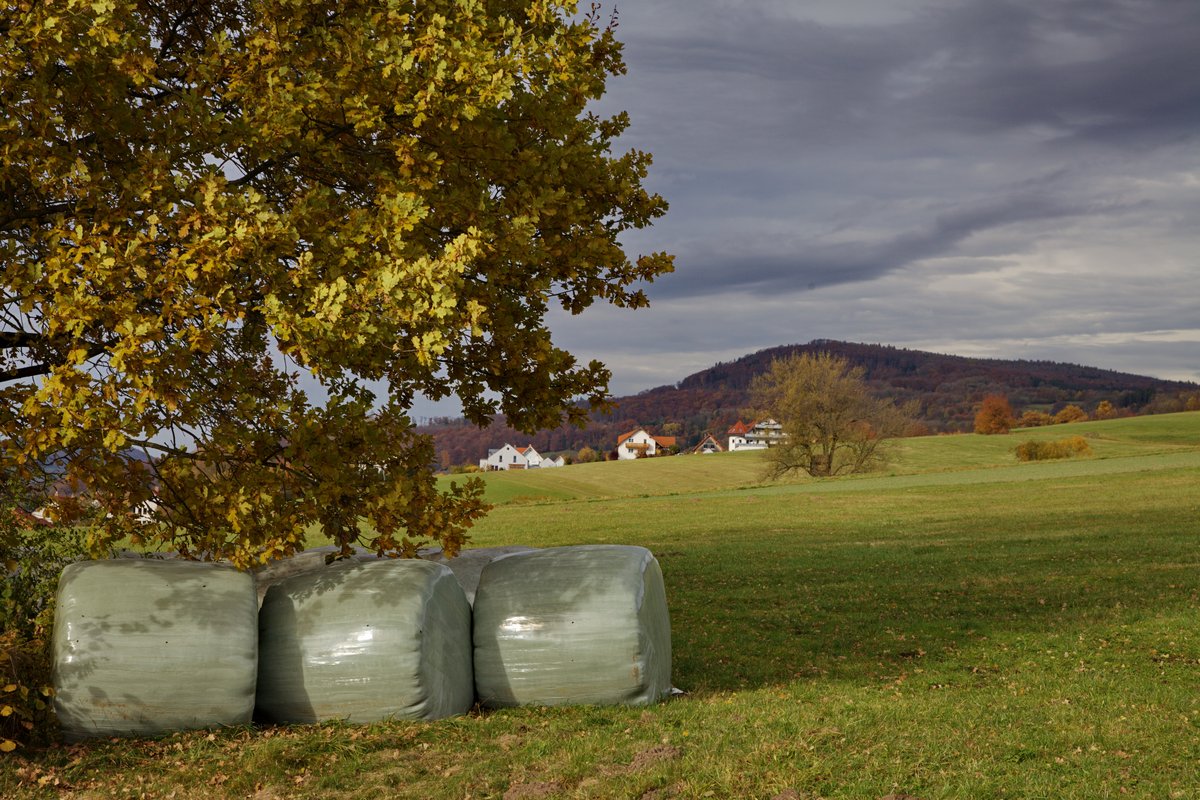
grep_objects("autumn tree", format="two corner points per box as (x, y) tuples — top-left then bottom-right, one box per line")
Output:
(1018, 410), (1053, 428)
(1054, 404), (1088, 424)
(0, 1), (672, 567)
(751, 352), (915, 478)
(974, 395), (1015, 434)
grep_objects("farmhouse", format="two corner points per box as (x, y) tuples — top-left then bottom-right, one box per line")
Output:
(479, 444), (563, 471)
(615, 429), (677, 460)
(727, 419), (785, 451)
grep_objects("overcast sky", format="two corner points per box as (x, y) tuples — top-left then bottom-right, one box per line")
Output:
(419, 0), (1200, 418)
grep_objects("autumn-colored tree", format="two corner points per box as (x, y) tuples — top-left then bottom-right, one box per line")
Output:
(575, 446), (599, 464)
(1093, 400), (1117, 420)
(1054, 404), (1088, 424)
(1017, 410), (1054, 428)
(752, 352), (915, 478)
(974, 395), (1015, 435)
(0, 1), (672, 567)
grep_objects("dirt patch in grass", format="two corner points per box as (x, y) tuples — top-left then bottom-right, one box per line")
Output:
(503, 780), (564, 799)
(599, 743), (682, 778)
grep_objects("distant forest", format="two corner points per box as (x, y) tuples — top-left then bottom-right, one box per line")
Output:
(421, 340), (1200, 469)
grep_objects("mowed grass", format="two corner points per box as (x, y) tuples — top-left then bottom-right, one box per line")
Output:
(6, 413), (1200, 799)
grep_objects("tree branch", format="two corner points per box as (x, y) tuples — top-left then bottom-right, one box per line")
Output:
(0, 202), (76, 230)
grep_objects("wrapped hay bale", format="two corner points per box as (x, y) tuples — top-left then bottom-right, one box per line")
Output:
(421, 545), (537, 605)
(52, 560), (258, 741)
(252, 544), (380, 608)
(256, 558), (473, 723)
(473, 545), (672, 707)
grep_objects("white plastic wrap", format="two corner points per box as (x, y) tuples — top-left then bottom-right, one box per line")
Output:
(421, 545), (537, 605)
(52, 560), (258, 741)
(472, 545), (672, 707)
(255, 558), (473, 723)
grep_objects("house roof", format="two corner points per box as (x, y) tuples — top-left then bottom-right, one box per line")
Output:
(727, 420), (750, 435)
(691, 434), (724, 453)
(652, 435), (677, 448)
(616, 429), (645, 446)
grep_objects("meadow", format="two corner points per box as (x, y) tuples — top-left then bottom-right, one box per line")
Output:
(5, 413), (1200, 798)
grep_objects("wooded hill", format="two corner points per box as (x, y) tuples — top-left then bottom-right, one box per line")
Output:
(422, 340), (1200, 468)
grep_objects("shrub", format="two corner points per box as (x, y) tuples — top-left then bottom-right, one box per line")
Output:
(1054, 404), (1088, 424)
(0, 632), (56, 753)
(1014, 436), (1093, 462)
(1018, 410), (1054, 428)
(2, 483), (93, 753)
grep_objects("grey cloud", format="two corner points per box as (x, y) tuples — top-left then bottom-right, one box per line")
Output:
(900, 0), (1200, 146)
(648, 191), (1104, 298)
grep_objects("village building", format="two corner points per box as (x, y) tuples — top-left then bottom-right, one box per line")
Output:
(478, 444), (564, 471)
(727, 419), (785, 451)
(690, 434), (725, 454)
(615, 429), (677, 460)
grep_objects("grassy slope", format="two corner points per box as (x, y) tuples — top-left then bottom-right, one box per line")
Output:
(448, 411), (1200, 506)
(6, 412), (1200, 799)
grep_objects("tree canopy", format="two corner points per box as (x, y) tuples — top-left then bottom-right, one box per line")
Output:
(751, 352), (915, 478)
(0, 0), (672, 566)
(974, 395), (1015, 435)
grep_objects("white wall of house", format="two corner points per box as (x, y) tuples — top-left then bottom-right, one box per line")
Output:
(727, 435), (766, 452)
(479, 444), (557, 470)
(480, 444), (529, 471)
(747, 419), (784, 446)
(616, 429), (658, 460)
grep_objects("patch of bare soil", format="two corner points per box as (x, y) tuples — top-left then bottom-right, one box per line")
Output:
(503, 780), (564, 799)
(625, 744), (682, 773)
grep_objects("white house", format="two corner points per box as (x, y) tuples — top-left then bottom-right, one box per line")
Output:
(727, 419), (785, 452)
(615, 429), (677, 460)
(478, 444), (564, 471)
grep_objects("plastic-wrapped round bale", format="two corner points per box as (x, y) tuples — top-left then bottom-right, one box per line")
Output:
(256, 558), (473, 723)
(52, 560), (258, 741)
(473, 545), (672, 707)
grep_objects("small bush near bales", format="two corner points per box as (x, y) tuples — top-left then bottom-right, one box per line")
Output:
(2, 484), (93, 754)
(1014, 435), (1093, 462)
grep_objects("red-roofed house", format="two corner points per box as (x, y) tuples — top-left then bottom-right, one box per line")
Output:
(727, 419), (784, 451)
(615, 429), (677, 460)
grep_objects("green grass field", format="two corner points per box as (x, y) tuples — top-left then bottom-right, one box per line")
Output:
(6, 412), (1200, 798)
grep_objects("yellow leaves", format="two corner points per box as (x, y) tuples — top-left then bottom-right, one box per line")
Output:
(1, 0), (665, 567)
(0, 739), (16, 753)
